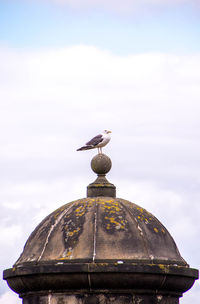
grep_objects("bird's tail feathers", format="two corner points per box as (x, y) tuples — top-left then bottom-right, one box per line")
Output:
(77, 145), (93, 151)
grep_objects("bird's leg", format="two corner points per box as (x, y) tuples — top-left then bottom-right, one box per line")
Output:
(98, 147), (100, 154)
(100, 147), (102, 154)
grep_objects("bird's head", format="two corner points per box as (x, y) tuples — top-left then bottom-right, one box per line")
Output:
(103, 130), (112, 134)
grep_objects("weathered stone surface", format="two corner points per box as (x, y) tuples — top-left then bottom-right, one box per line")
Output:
(13, 198), (187, 265)
(4, 262), (198, 296)
(22, 293), (180, 304)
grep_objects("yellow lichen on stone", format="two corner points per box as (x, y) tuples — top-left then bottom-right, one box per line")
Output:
(98, 200), (128, 231)
(87, 199), (95, 206)
(137, 207), (144, 213)
(54, 209), (63, 219)
(105, 216), (125, 229)
(106, 223), (110, 229)
(100, 202), (121, 213)
(66, 251), (72, 257)
(154, 227), (159, 233)
(158, 264), (169, 273)
(75, 205), (86, 217)
(68, 228), (81, 237)
(60, 247), (73, 259)
(136, 207), (153, 225)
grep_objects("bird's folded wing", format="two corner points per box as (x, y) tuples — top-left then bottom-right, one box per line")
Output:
(86, 134), (103, 146)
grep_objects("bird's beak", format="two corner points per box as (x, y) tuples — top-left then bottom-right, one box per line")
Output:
(108, 130), (112, 133)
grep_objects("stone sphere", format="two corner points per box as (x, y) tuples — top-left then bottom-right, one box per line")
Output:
(91, 154), (112, 175)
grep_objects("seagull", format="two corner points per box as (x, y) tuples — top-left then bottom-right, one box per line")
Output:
(77, 130), (112, 154)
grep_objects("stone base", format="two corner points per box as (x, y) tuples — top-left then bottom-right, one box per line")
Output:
(22, 292), (180, 304)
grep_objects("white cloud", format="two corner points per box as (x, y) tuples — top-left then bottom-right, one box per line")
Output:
(0, 292), (20, 304)
(46, 0), (200, 12)
(1, 45), (200, 191)
(0, 45), (199, 302)
(0, 224), (22, 245)
(47, 0), (198, 6)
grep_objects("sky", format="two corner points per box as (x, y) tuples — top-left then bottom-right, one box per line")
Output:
(0, 0), (200, 303)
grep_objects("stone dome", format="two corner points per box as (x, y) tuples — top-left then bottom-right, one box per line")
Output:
(15, 197), (187, 266)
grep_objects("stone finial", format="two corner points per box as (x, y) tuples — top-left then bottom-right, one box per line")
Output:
(87, 154), (116, 197)
(91, 153), (112, 175)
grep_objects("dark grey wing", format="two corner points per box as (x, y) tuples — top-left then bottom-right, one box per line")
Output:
(86, 134), (103, 146)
